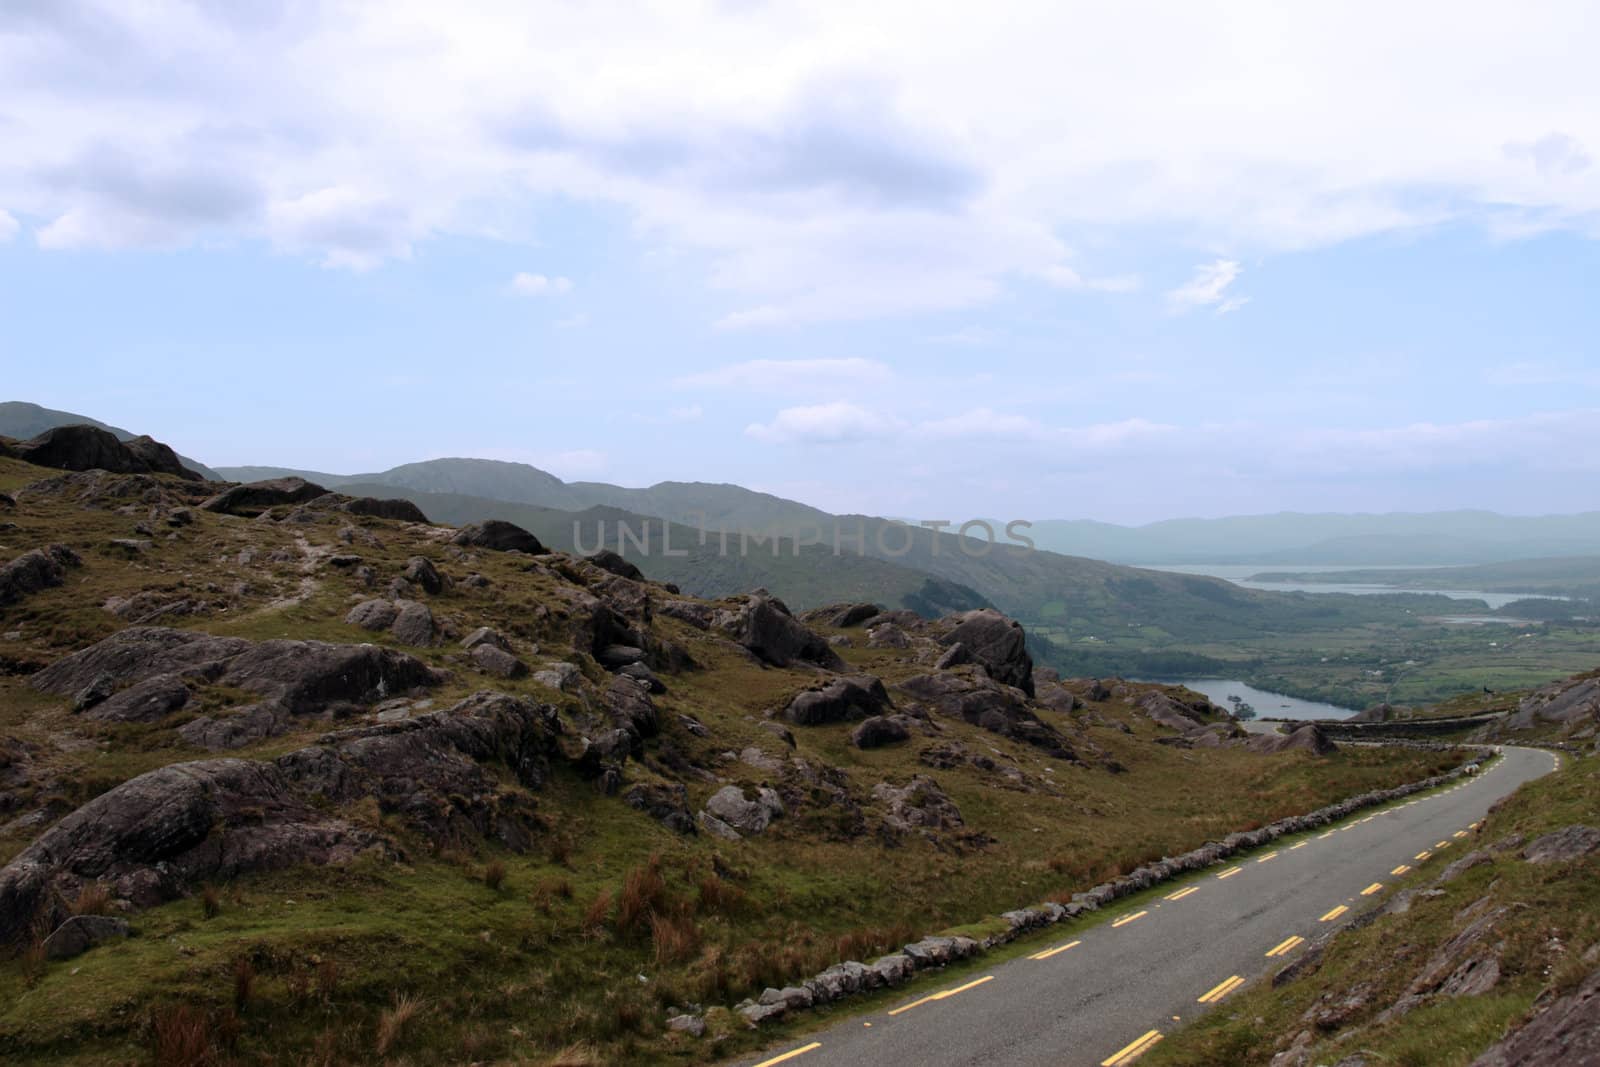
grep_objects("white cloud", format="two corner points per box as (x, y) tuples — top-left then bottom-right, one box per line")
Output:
(745, 401), (892, 444)
(916, 407), (1044, 439)
(1168, 259), (1248, 314)
(1484, 361), (1600, 388)
(0, 209), (17, 242)
(5, 3), (1600, 315)
(510, 271), (573, 296)
(669, 404), (703, 421)
(1038, 264), (1141, 293)
(677, 358), (892, 393)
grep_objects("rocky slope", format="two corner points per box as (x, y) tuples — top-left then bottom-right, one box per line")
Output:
(0, 441), (1468, 1065)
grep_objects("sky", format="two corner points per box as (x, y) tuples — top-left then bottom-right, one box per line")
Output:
(1, 1), (1598, 524)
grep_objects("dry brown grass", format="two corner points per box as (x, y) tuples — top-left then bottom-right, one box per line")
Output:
(231, 957), (255, 1012)
(315, 958), (340, 1002)
(582, 887), (613, 934)
(695, 873), (745, 915)
(543, 1043), (605, 1067)
(68, 881), (112, 916)
(149, 1003), (212, 1067)
(374, 992), (424, 1057)
(483, 859), (507, 891)
(649, 911), (699, 966)
(617, 854), (668, 935)
(199, 884), (221, 920)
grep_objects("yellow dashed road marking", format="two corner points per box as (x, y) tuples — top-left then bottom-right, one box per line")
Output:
(1320, 905), (1349, 922)
(1217, 866), (1242, 880)
(1112, 910), (1148, 929)
(1391, 865), (1411, 876)
(1265, 935), (1306, 958)
(1454, 831), (1469, 838)
(1102, 1030), (1164, 1066)
(1165, 887), (1199, 902)
(1361, 882), (1383, 896)
(1416, 850), (1432, 860)
(1197, 975), (1245, 1004)
(886, 975), (994, 1016)
(752, 1042), (822, 1067)
(1257, 852), (1280, 864)
(1030, 940), (1082, 961)
(1289, 841), (1308, 851)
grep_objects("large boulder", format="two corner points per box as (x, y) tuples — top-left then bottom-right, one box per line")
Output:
(851, 715), (912, 749)
(32, 626), (442, 718)
(718, 594), (844, 671)
(703, 785), (784, 835)
(937, 609), (1034, 696)
(583, 549), (644, 581)
(80, 672), (192, 723)
(784, 675), (893, 726)
(1521, 825), (1600, 864)
(340, 497), (430, 523)
(1508, 677), (1600, 730)
(452, 520), (545, 554)
(12, 425), (202, 481)
(0, 691), (571, 948)
(202, 477), (329, 516)
(1247, 722), (1338, 756)
(800, 603), (883, 629)
(898, 671), (1075, 760)
(1469, 961), (1600, 1066)
(0, 544), (81, 606)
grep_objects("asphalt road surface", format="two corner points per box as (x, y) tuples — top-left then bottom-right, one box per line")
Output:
(730, 745), (1558, 1067)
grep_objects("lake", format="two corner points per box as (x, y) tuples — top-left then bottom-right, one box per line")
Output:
(1144, 563), (1557, 611)
(1143, 677), (1356, 722)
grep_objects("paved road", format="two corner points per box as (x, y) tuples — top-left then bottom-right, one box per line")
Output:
(732, 746), (1558, 1067)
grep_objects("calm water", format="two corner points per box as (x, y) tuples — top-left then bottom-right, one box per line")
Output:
(1144, 677), (1356, 722)
(1145, 563), (1559, 611)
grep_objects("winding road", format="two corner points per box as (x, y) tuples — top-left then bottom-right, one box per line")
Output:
(731, 745), (1558, 1067)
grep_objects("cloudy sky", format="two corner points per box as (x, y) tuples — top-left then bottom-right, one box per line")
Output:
(2, 1), (1598, 523)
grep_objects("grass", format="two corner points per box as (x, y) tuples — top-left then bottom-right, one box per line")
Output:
(0, 456), (1491, 1064)
(1146, 749), (1600, 1066)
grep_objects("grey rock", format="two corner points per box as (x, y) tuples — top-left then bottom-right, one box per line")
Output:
(461, 627), (508, 651)
(624, 783), (696, 835)
(784, 675), (892, 726)
(13, 424), (201, 481)
(938, 609), (1034, 695)
(81, 672), (191, 723)
(0, 543), (81, 606)
(470, 644), (528, 679)
(1522, 825), (1600, 864)
(42, 915), (131, 960)
(532, 662), (583, 692)
(852, 715), (911, 749)
(341, 497), (429, 523)
(666, 1013), (705, 1037)
(345, 598), (399, 631)
(704, 785), (784, 835)
(719, 594), (844, 671)
(583, 549), (644, 581)
(698, 811), (743, 841)
(390, 600), (436, 646)
(451, 520), (545, 554)
(402, 556), (445, 595)
(202, 477), (327, 516)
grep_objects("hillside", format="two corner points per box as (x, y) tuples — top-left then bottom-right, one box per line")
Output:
(0, 443), (1468, 1065)
(0, 402), (221, 481)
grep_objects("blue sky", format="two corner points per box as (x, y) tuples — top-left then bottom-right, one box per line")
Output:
(2, 1), (1598, 523)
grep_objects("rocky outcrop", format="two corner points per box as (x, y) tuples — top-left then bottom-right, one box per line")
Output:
(937, 609), (1034, 696)
(1248, 722), (1339, 756)
(42, 914), (131, 960)
(800, 603), (882, 629)
(32, 626), (442, 725)
(471, 644), (528, 679)
(1469, 961), (1600, 1066)
(451, 520), (546, 554)
(202, 477), (329, 516)
(0, 544), (81, 606)
(341, 496), (429, 523)
(0, 691), (579, 947)
(852, 715), (912, 749)
(702, 785), (784, 836)
(716, 594), (844, 671)
(783, 675), (892, 726)
(1521, 825), (1600, 864)
(898, 670), (1075, 760)
(582, 549), (644, 580)
(11, 424), (202, 481)
(624, 782), (695, 835)
(873, 776), (963, 837)
(1508, 677), (1600, 731)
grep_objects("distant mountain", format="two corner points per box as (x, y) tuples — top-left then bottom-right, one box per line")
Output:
(1252, 555), (1600, 602)
(1026, 511), (1600, 565)
(333, 482), (988, 616)
(0, 401), (221, 480)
